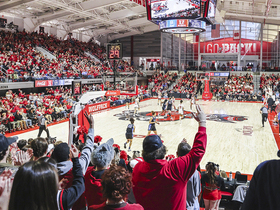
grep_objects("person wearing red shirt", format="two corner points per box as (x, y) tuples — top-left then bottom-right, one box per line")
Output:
(132, 105), (207, 210)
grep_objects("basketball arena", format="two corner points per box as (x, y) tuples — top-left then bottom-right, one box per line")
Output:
(0, 0), (280, 209)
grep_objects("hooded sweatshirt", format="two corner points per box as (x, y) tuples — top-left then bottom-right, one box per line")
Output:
(57, 128), (95, 210)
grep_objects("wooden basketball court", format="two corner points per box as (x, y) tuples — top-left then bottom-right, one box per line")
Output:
(14, 98), (278, 174)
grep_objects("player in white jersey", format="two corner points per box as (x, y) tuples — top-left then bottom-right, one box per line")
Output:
(178, 100), (184, 121)
(171, 96), (176, 111)
(190, 94), (196, 110)
(158, 91), (162, 105)
(134, 96), (140, 116)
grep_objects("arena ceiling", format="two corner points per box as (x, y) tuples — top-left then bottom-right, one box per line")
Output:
(0, 0), (280, 41)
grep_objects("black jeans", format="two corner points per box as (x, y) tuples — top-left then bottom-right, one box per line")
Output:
(38, 125), (50, 138)
(262, 113), (268, 126)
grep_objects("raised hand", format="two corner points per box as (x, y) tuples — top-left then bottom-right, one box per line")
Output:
(70, 144), (79, 158)
(0, 170), (13, 210)
(13, 149), (33, 166)
(192, 104), (206, 127)
(84, 111), (94, 129)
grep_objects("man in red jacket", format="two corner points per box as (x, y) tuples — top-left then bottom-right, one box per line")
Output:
(132, 104), (207, 210)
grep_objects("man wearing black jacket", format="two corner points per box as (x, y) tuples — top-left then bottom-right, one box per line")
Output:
(242, 159), (280, 210)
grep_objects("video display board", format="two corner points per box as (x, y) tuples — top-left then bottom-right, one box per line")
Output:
(146, 0), (217, 24)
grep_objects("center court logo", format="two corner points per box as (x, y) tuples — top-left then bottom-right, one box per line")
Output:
(114, 110), (248, 123)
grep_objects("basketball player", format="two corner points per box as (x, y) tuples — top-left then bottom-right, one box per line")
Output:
(171, 96), (176, 111)
(124, 118), (135, 152)
(158, 91), (162, 105)
(125, 96), (131, 109)
(190, 94), (196, 110)
(124, 105), (130, 120)
(166, 97), (173, 118)
(178, 100), (184, 121)
(134, 96), (140, 116)
(160, 98), (168, 116)
(148, 111), (160, 135)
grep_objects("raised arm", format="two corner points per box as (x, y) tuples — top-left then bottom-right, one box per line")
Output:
(79, 111), (95, 175)
(168, 104), (207, 182)
(59, 145), (85, 210)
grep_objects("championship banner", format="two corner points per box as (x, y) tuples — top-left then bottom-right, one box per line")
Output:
(105, 90), (120, 96)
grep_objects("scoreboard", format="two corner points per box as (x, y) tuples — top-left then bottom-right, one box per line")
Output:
(106, 43), (123, 60)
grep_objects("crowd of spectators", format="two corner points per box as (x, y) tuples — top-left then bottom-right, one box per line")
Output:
(149, 71), (178, 93)
(1, 101), (275, 210)
(0, 30), (137, 82)
(0, 104), (210, 210)
(210, 73), (258, 101)
(0, 88), (74, 134)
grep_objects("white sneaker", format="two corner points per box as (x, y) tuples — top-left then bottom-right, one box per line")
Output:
(128, 149), (131, 152)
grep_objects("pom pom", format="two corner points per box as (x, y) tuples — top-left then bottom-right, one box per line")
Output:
(120, 150), (128, 164)
(94, 135), (102, 144)
(113, 144), (120, 150)
(77, 125), (88, 136)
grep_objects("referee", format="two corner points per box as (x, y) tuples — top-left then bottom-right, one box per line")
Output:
(260, 105), (268, 127)
(37, 114), (50, 138)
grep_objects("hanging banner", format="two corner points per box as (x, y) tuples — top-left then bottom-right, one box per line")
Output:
(194, 37), (272, 60)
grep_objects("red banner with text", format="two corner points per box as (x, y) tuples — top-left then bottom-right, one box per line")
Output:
(194, 38), (272, 60)
(105, 90), (120, 96)
(77, 101), (110, 142)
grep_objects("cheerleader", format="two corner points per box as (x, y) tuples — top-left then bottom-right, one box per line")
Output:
(148, 111), (160, 135)
(134, 96), (140, 116)
(124, 118), (135, 152)
(178, 100), (184, 121)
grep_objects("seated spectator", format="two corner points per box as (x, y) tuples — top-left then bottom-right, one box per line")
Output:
(132, 105), (207, 210)
(89, 166), (144, 210)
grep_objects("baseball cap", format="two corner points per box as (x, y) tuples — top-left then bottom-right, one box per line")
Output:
(143, 135), (163, 153)
(0, 134), (18, 152)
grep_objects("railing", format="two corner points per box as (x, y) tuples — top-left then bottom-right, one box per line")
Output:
(35, 46), (56, 60)
(85, 51), (101, 63)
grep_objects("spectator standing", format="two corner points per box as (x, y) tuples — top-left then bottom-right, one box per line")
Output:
(132, 105), (207, 210)
(176, 141), (201, 210)
(242, 158), (280, 210)
(89, 166), (144, 210)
